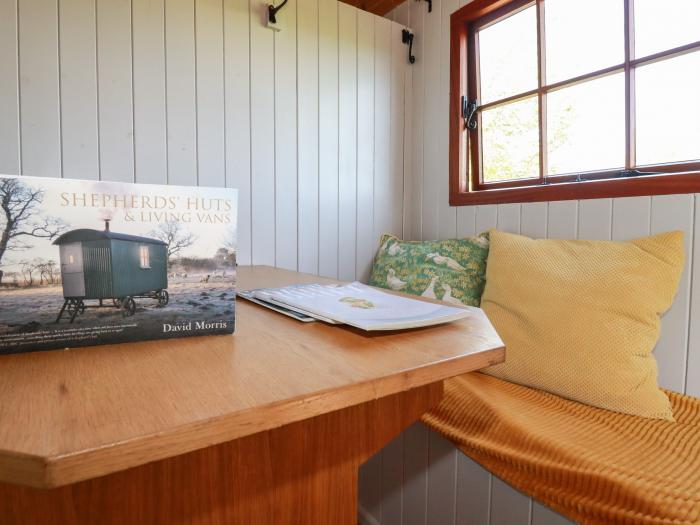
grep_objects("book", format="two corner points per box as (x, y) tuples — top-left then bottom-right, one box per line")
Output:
(249, 284), (341, 324)
(241, 282), (471, 331)
(236, 289), (315, 322)
(0, 174), (237, 355)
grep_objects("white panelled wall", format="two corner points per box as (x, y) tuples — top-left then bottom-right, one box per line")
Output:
(355, 1), (700, 525)
(0, 0), (409, 282)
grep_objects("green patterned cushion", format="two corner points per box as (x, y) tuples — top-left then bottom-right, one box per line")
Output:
(368, 233), (490, 307)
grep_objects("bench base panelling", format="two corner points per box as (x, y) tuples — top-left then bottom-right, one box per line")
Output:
(359, 423), (575, 525)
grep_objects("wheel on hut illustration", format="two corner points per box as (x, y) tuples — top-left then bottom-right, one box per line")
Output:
(157, 290), (169, 307)
(121, 297), (136, 317)
(67, 299), (86, 317)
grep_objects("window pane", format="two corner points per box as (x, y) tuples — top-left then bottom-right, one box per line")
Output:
(634, 0), (700, 59)
(636, 51), (700, 166)
(545, 0), (624, 84)
(481, 97), (540, 182)
(478, 5), (537, 104)
(547, 73), (625, 175)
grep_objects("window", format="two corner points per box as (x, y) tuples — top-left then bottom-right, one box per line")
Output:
(449, 0), (700, 205)
(139, 245), (150, 269)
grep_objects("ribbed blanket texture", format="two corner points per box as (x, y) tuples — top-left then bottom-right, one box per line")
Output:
(422, 372), (700, 525)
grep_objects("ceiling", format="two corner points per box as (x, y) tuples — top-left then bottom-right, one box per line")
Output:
(340, 0), (408, 16)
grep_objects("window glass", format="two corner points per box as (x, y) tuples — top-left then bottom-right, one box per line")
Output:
(634, 0), (700, 58)
(547, 73), (625, 175)
(635, 51), (700, 166)
(545, 0), (624, 83)
(140, 246), (150, 269)
(478, 5), (538, 104)
(481, 96), (540, 182)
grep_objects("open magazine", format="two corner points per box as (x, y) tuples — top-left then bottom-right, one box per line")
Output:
(238, 282), (471, 331)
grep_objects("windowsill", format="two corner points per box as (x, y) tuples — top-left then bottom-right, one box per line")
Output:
(450, 171), (700, 206)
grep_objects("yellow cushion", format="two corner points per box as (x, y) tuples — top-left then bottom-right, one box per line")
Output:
(481, 229), (685, 420)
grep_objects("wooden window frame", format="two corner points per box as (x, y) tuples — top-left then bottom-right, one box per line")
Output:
(449, 0), (700, 206)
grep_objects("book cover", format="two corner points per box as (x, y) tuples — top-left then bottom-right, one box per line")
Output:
(0, 174), (237, 355)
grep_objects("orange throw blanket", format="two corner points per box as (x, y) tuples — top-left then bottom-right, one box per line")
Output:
(422, 373), (700, 525)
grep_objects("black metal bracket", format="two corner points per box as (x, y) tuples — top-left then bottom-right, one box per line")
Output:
(268, 0), (289, 25)
(462, 96), (478, 130)
(402, 29), (416, 64)
(620, 169), (663, 177)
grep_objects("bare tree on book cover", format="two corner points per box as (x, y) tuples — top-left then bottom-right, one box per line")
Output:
(0, 178), (66, 285)
(149, 220), (196, 267)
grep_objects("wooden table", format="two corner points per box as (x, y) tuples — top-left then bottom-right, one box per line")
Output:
(0, 266), (504, 524)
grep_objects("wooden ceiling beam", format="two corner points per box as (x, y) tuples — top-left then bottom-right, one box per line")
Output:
(339, 0), (408, 17)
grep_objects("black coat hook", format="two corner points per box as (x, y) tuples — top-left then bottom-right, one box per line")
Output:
(268, 0), (289, 24)
(418, 0), (433, 13)
(402, 29), (416, 64)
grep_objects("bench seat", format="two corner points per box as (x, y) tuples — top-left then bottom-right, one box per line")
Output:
(422, 372), (700, 525)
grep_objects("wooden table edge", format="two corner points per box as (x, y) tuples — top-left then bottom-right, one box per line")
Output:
(0, 345), (504, 489)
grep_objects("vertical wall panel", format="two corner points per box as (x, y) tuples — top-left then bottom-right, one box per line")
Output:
(59, 0), (99, 180)
(318, 0), (340, 278)
(456, 207), (476, 238)
(360, 452), (383, 523)
(165, 0), (197, 186)
(426, 430), (457, 525)
(402, 422), (429, 525)
(96, 0), (133, 182)
(393, 5), (412, 241)
(612, 196), (651, 240)
(496, 203), (521, 234)
(475, 205), (497, 233)
(0, 0), (20, 174)
(249, 0), (275, 265)
(687, 195), (700, 396)
(132, 0), (167, 185)
(490, 477), (531, 525)
(437, 0), (458, 240)
(132, 0), (167, 186)
(547, 200), (578, 239)
(455, 455), (490, 525)
(532, 501), (576, 525)
(356, 9), (375, 281)
(419, 0), (441, 240)
(407, 0), (424, 240)
(273, 0), (298, 271)
(297, 0), (320, 274)
(223, 0), (251, 265)
(195, 0), (225, 187)
(18, 0), (61, 177)
(578, 199), (612, 240)
(390, 22), (406, 238)
(373, 17), (393, 247)
(520, 202), (547, 238)
(650, 194), (694, 392)
(381, 433), (404, 525)
(337, 3), (358, 281)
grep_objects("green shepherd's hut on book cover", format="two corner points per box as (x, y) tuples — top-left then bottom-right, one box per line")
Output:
(0, 174), (237, 354)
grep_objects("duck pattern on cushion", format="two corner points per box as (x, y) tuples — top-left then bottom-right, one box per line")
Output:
(368, 233), (489, 307)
